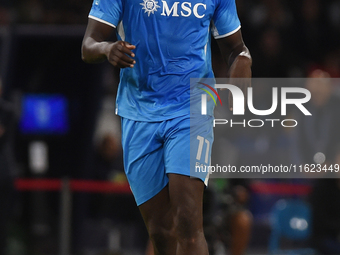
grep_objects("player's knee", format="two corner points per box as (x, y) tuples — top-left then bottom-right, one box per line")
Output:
(174, 205), (202, 242)
(148, 224), (173, 247)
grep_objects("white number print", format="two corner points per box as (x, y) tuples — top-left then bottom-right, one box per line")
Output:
(196, 135), (210, 164)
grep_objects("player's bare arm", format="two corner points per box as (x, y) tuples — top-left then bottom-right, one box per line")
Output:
(217, 30), (252, 110)
(82, 19), (136, 68)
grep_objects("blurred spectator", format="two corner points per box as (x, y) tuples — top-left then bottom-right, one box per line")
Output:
(87, 134), (147, 254)
(293, 0), (326, 64)
(254, 0), (293, 32)
(309, 147), (340, 254)
(204, 179), (253, 255)
(93, 133), (124, 181)
(90, 132), (126, 221)
(308, 49), (340, 78)
(0, 77), (17, 254)
(322, 50), (340, 78)
(291, 69), (340, 165)
(94, 95), (121, 148)
(251, 27), (294, 77)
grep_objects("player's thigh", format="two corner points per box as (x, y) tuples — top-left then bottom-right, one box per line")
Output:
(168, 174), (205, 232)
(138, 184), (173, 232)
(121, 118), (168, 206)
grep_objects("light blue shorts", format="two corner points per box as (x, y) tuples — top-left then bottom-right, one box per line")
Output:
(121, 115), (214, 206)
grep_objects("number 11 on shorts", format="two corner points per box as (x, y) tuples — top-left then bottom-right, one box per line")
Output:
(196, 135), (210, 164)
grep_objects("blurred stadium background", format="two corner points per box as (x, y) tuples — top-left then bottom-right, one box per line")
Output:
(0, 0), (340, 255)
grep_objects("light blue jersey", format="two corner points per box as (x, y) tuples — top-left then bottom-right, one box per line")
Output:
(89, 0), (240, 121)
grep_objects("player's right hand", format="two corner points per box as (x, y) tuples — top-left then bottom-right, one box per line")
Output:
(106, 41), (136, 68)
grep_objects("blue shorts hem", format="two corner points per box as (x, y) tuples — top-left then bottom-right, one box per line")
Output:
(135, 180), (169, 206)
(167, 170), (208, 186)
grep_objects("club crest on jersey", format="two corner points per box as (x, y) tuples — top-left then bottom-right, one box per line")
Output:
(140, 0), (161, 16)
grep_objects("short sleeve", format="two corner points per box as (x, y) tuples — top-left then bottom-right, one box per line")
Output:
(212, 0), (241, 39)
(88, 0), (122, 28)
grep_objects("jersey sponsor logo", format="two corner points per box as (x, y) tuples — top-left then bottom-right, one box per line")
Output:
(140, 0), (206, 18)
(140, 0), (161, 16)
(161, 1), (206, 18)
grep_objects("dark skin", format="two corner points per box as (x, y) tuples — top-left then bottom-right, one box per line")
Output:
(82, 19), (251, 255)
(82, 19), (136, 67)
(216, 31), (252, 110)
